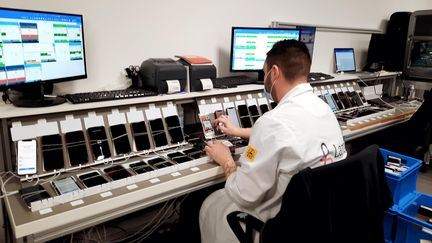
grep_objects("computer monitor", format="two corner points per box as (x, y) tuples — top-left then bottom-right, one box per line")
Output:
(230, 27), (300, 80)
(297, 26), (316, 59)
(0, 7), (87, 107)
(334, 48), (356, 73)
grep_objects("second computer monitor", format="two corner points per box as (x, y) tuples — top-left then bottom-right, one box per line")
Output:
(334, 48), (356, 73)
(230, 27), (301, 72)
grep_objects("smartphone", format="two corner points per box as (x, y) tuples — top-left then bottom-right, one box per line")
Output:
(331, 93), (345, 110)
(237, 105), (249, 117)
(110, 124), (132, 155)
(65, 131), (89, 166)
(167, 152), (185, 159)
(147, 157), (174, 169)
(337, 92), (352, 109)
(240, 116), (252, 128)
(87, 126), (111, 160)
(103, 165), (132, 181)
(199, 114), (216, 139)
(17, 140), (37, 175)
(226, 107), (241, 129)
(78, 171), (108, 188)
(350, 91), (364, 106)
(149, 118), (168, 147)
(270, 102), (277, 109)
(131, 121), (151, 151)
(52, 177), (81, 195)
(41, 134), (64, 171)
(323, 94), (338, 112)
(165, 115), (184, 144)
(129, 161), (155, 174)
(183, 147), (202, 159)
(19, 184), (50, 208)
(259, 104), (269, 114)
(248, 105), (260, 116)
(214, 110), (224, 119)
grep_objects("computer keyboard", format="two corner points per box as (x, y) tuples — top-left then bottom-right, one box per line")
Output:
(64, 88), (158, 104)
(212, 75), (257, 88)
(308, 72), (335, 82)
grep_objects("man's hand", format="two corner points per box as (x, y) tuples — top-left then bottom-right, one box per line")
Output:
(213, 115), (251, 139)
(204, 140), (237, 177)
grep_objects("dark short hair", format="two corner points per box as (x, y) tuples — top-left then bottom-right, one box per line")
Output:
(266, 39), (311, 82)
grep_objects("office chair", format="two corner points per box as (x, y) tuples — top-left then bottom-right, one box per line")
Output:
(227, 144), (393, 243)
(378, 88), (432, 171)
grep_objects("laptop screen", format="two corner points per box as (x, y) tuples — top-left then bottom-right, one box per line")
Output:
(334, 48), (356, 72)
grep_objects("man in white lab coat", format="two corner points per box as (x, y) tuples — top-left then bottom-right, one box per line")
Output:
(200, 39), (347, 243)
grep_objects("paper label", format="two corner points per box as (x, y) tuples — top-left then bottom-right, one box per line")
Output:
(17, 140), (37, 175)
(200, 78), (213, 90)
(166, 80), (181, 94)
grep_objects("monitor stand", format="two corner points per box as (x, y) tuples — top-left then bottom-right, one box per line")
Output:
(7, 82), (65, 108)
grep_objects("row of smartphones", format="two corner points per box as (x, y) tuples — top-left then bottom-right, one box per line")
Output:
(19, 148), (203, 208)
(38, 115), (185, 172)
(200, 102), (276, 139)
(318, 90), (367, 112)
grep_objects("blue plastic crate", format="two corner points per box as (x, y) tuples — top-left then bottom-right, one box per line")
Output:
(384, 209), (397, 242)
(380, 148), (422, 210)
(395, 193), (432, 243)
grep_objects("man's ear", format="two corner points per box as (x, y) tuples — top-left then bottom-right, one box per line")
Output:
(272, 65), (281, 81)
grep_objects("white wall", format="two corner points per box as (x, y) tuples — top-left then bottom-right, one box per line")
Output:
(1, 0), (432, 93)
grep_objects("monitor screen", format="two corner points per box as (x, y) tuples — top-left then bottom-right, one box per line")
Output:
(0, 8), (86, 88)
(230, 27), (300, 72)
(297, 26), (316, 59)
(334, 48), (356, 72)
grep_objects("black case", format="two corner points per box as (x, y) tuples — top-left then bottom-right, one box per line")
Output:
(386, 12), (412, 71)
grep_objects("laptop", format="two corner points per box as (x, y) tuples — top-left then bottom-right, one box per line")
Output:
(334, 48), (374, 77)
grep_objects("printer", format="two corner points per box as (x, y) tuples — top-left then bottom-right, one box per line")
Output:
(140, 58), (187, 94)
(178, 59), (216, 92)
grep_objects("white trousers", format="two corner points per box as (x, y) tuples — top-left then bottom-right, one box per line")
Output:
(199, 189), (241, 243)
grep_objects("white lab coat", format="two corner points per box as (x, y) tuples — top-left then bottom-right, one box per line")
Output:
(199, 83), (347, 243)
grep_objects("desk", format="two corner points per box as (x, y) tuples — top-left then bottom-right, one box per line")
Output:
(0, 72), (415, 242)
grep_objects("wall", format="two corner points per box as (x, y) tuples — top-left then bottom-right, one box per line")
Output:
(1, 0), (431, 93)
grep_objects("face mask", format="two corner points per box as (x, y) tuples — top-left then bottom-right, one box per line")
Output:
(263, 68), (276, 102)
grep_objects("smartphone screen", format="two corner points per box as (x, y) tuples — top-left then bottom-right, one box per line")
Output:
(52, 177), (81, 195)
(149, 118), (168, 147)
(131, 122), (151, 151)
(165, 115), (184, 144)
(17, 140), (37, 175)
(41, 134), (64, 171)
(65, 130), (89, 166)
(226, 107), (241, 129)
(147, 157), (174, 169)
(183, 147), (202, 159)
(237, 105), (249, 117)
(19, 184), (50, 207)
(270, 102), (277, 109)
(87, 126), (111, 160)
(259, 104), (269, 114)
(240, 116), (252, 128)
(248, 105), (259, 116)
(103, 165), (132, 180)
(324, 93), (338, 112)
(199, 114), (216, 139)
(129, 161), (155, 174)
(331, 93), (345, 110)
(337, 92), (352, 109)
(110, 124), (132, 155)
(214, 110), (224, 119)
(78, 171), (108, 188)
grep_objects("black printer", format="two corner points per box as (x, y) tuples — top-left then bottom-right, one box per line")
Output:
(140, 58), (187, 94)
(178, 59), (216, 92)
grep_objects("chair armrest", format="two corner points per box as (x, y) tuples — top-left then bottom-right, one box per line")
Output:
(227, 211), (264, 243)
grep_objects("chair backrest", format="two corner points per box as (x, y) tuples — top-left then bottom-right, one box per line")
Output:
(260, 144), (393, 243)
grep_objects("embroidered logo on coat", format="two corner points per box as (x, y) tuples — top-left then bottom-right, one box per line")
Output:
(244, 145), (258, 161)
